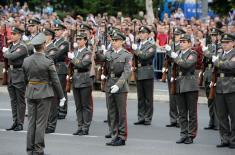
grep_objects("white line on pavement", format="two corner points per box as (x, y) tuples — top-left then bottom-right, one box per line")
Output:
(0, 108), (11, 111)
(0, 129), (100, 138)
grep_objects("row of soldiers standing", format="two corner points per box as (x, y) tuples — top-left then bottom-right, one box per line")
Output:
(1, 16), (235, 154)
(163, 26), (235, 148)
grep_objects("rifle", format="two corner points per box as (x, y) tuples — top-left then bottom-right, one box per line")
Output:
(170, 28), (177, 95)
(129, 19), (138, 82)
(2, 24), (9, 85)
(65, 23), (77, 93)
(100, 21), (108, 91)
(161, 23), (170, 82)
(198, 26), (210, 86)
(208, 38), (218, 99)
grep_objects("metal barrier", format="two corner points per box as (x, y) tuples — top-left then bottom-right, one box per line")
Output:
(153, 49), (165, 79)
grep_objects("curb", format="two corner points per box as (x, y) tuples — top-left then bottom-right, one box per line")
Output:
(0, 86), (207, 104)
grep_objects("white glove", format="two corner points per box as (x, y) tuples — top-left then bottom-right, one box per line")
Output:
(59, 97), (66, 107)
(68, 52), (75, 59)
(73, 42), (78, 49)
(162, 67), (167, 73)
(101, 74), (106, 80)
(165, 44), (171, 51)
(2, 47), (9, 53)
(212, 55), (219, 63)
(202, 46), (208, 52)
(101, 45), (106, 51)
(132, 44), (138, 50)
(22, 35), (29, 41)
(171, 52), (178, 59)
(110, 85), (119, 93)
(209, 81), (216, 87)
(198, 71), (203, 77)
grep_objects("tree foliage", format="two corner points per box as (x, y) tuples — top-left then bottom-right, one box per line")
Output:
(209, 0), (235, 16)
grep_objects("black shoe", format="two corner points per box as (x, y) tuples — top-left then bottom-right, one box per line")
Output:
(82, 130), (89, 135)
(58, 115), (65, 120)
(104, 120), (108, 123)
(176, 123), (180, 128)
(176, 137), (187, 144)
(106, 138), (116, 146)
(184, 137), (193, 144)
(105, 134), (112, 138)
(73, 130), (83, 135)
(166, 122), (177, 127)
(204, 126), (214, 130)
(13, 124), (23, 131)
(144, 121), (151, 125)
(112, 137), (126, 146)
(45, 128), (55, 134)
(6, 123), (17, 131)
(229, 144), (235, 149)
(134, 120), (145, 125)
(216, 142), (229, 148)
(213, 127), (219, 130)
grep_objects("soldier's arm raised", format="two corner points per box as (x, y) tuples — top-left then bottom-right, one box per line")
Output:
(115, 53), (132, 88)
(71, 52), (92, 69)
(4, 45), (28, 60)
(214, 56), (235, 69)
(173, 52), (197, 69)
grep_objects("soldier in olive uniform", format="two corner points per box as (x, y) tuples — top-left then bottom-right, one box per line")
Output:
(23, 32), (65, 155)
(167, 34), (199, 144)
(54, 23), (69, 119)
(165, 27), (185, 128)
(43, 28), (61, 133)
(201, 28), (222, 130)
(212, 33), (235, 149)
(28, 18), (41, 40)
(96, 31), (132, 146)
(3, 27), (28, 131)
(68, 32), (93, 136)
(132, 26), (156, 125)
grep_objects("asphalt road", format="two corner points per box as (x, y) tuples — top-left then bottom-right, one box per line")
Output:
(0, 91), (234, 155)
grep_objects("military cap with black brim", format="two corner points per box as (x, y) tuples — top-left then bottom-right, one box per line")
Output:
(180, 34), (191, 42)
(54, 23), (66, 30)
(174, 27), (186, 35)
(43, 28), (55, 37)
(80, 23), (92, 31)
(221, 33), (235, 42)
(139, 26), (151, 34)
(28, 18), (41, 26)
(76, 32), (87, 40)
(112, 31), (126, 40)
(11, 27), (24, 34)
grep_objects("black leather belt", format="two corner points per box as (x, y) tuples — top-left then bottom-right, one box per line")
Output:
(74, 69), (89, 73)
(177, 71), (194, 76)
(9, 65), (22, 69)
(217, 73), (235, 77)
(137, 63), (152, 67)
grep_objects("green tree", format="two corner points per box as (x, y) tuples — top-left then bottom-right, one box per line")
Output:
(209, 0), (235, 16)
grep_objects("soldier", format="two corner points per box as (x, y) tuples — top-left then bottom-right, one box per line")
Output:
(23, 32), (65, 155)
(212, 33), (235, 149)
(166, 34), (199, 144)
(54, 23), (70, 119)
(27, 18), (41, 40)
(165, 27), (185, 128)
(43, 28), (61, 133)
(2, 27), (28, 131)
(132, 26), (156, 126)
(96, 31), (132, 146)
(201, 28), (221, 130)
(68, 32), (93, 136)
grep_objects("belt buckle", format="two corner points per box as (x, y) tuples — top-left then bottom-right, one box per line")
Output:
(74, 69), (78, 73)
(10, 65), (13, 70)
(138, 64), (141, 67)
(220, 73), (224, 78)
(208, 64), (212, 69)
(111, 73), (115, 78)
(179, 72), (182, 76)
